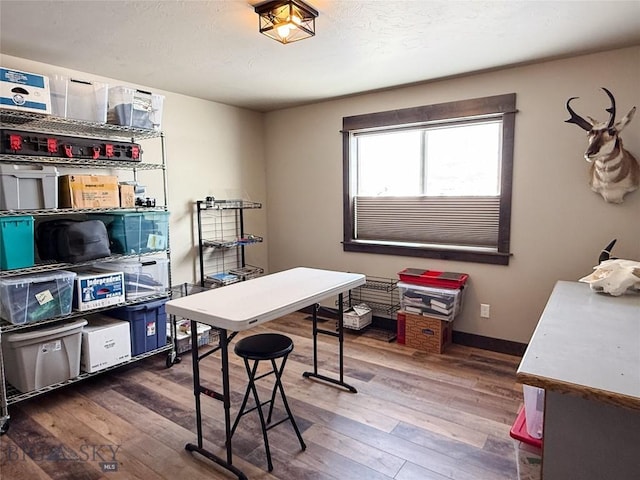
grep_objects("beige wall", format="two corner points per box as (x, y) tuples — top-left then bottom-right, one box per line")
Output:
(3, 47), (638, 344)
(264, 46), (640, 344)
(0, 54), (268, 286)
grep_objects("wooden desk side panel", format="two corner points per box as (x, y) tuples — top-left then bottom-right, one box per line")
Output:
(543, 390), (640, 480)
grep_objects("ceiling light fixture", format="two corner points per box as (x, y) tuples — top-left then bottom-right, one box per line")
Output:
(254, 0), (319, 44)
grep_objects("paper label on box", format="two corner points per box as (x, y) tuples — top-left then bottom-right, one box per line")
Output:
(42, 340), (61, 354)
(147, 234), (166, 250)
(35, 290), (54, 305)
(146, 321), (156, 337)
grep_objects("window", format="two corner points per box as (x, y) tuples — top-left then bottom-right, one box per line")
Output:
(342, 93), (516, 265)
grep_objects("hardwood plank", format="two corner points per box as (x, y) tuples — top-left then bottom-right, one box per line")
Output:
(19, 392), (150, 480)
(1, 312), (522, 479)
(5, 405), (104, 480)
(303, 423), (405, 477)
(395, 460), (451, 480)
(0, 433), (52, 480)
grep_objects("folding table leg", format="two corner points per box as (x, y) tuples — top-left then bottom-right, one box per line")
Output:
(302, 296), (357, 393)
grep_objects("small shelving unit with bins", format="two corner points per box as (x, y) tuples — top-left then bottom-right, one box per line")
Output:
(0, 109), (173, 435)
(196, 199), (263, 288)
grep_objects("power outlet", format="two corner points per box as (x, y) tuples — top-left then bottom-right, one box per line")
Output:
(480, 304), (491, 318)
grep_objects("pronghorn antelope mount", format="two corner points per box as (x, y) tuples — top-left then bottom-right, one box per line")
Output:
(565, 87), (639, 203)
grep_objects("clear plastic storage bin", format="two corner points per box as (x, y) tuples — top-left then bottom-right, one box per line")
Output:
(397, 281), (463, 321)
(50, 75), (108, 123)
(523, 384), (545, 439)
(107, 86), (164, 130)
(0, 270), (76, 324)
(91, 257), (169, 299)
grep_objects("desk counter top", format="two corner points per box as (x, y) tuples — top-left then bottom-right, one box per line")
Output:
(165, 267), (366, 331)
(517, 281), (640, 410)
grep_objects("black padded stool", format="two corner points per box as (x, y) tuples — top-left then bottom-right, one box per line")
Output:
(230, 333), (306, 471)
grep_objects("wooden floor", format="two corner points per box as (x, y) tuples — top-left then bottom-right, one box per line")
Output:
(1, 312), (525, 480)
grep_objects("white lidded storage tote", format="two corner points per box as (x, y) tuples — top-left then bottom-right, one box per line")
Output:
(1, 318), (87, 392)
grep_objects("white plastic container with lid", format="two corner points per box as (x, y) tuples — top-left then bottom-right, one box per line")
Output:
(1, 318), (87, 392)
(523, 384), (545, 439)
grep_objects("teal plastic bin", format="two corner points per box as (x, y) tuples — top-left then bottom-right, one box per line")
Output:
(88, 211), (169, 254)
(0, 216), (35, 270)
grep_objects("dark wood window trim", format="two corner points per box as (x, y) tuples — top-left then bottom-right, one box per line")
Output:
(342, 93), (516, 266)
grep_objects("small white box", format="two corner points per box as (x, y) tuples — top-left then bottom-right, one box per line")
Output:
(73, 270), (125, 311)
(1, 67), (51, 114)
(81, 316), (131, 373)
(343, 303), (372, 330)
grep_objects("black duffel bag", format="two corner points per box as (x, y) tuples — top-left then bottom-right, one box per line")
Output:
(36, 219), (111, 263)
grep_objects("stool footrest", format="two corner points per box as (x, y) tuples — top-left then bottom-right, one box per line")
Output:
(265, 415), (293, 431)
(199, 385), (224, 402)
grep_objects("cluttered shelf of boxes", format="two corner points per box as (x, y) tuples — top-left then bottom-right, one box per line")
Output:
(0, 67), (176, 434)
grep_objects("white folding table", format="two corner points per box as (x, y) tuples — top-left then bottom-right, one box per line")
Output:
(165, 267), (366, 480)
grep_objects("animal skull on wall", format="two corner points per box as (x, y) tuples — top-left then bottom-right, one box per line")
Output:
(565, 87), (639, 203)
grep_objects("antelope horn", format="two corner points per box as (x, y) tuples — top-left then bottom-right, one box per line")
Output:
(602, 87), (616, 129)
(565, 97), (592, 131)
(599, 238), (617, 263)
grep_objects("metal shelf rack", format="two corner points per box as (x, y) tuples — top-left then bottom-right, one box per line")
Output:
(0, 108), (172, 435)
(341, 276), (400, 342)
(196, 199), (263, 288)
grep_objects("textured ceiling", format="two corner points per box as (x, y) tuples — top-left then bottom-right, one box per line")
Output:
(1, 0), (640, 112)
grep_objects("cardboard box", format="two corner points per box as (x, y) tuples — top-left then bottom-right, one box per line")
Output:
(73, 270), (125, 311)
(396, 310), (406, 344)
(59, 174), (119, 208)
(403, 311), (452, 354)
(80, 316), (131, 373)
(119, 184), (135, 208)
(1, 67), (51, 114)
(343, 303), (372, 330)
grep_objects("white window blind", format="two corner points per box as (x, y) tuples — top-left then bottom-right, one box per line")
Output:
(354, 196), (500, 248)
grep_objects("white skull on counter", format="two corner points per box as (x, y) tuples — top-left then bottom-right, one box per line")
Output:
(579, 259), (640, 296)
